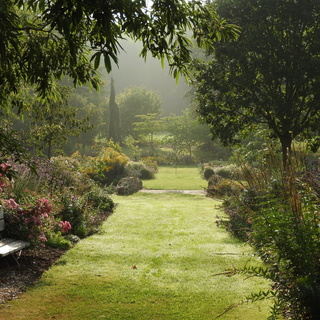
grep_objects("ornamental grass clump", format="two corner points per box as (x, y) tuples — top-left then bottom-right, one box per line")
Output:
(246, 166), (320, 319)
(221, 147), (320, 319)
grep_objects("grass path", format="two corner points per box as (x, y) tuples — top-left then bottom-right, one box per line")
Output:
(0, 168), (271, 319)
(142, 166), (206, 190)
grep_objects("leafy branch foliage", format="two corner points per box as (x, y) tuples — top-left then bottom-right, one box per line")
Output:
(192, 0), (320, 165)
(6, 0), (239, 101)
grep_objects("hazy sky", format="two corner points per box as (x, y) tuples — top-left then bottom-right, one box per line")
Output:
(105, 39), (190, 116)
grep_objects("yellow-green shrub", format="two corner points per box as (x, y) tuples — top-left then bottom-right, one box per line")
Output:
(82, 147), (129, 185)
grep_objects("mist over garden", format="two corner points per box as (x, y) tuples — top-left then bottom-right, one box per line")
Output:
(1, 0), (320, 319)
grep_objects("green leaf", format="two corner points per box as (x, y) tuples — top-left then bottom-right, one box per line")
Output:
(94, 52), (101, 70)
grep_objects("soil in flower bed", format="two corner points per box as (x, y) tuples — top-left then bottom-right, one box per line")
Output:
(0, 247), (66, 304)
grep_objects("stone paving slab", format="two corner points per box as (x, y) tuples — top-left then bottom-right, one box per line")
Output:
(139, 189), (205, 195)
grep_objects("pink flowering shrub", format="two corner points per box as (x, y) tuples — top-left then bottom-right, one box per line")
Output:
(2, 197), (72, 248)
(59, 220), (72, 234)
(0, 156), (115, 245)
(3, 198), (19, 210)
(0, 163), (14, 193)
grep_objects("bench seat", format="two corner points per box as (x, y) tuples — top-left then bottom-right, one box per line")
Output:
(0, 206), (30, 262)
(0, 238), (30, 257)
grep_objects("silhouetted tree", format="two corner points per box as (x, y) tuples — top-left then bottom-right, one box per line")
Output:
(193, 0), (320, 167)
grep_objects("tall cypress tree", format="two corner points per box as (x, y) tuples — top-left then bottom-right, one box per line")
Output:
(108, 78), (121, 142)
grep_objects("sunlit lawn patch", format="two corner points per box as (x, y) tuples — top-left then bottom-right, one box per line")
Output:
(142, 166), (206, 190)
(0, 193), (272, 319)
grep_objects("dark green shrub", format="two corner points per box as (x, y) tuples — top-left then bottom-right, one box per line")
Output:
(214, 164), (236, 179)
(203, 167), (215, 180)
(215, 168), (232, 179)
(139, 167), (155, 179)
(85, 187), (114, 212)
(125, 161), (156, 180)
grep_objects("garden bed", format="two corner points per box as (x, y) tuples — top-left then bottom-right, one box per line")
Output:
(0, 247), (66, 304)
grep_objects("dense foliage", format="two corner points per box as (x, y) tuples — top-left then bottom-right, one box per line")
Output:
(118, 87), (162, 139)
(0, 0), (239, 163)
(81, 146), (129, 186)
(0, 0), (238, 101)
(214, 148), (320, 319)
(0, 156), (115, 248)
(192, 0), (320, 165)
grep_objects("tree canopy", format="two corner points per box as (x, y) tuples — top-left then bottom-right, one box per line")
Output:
(192, 0), (320, 165)
(0, 0), (239, 160)
(163, 109), (209, 160)
(1, 0), (238, 100)
(117, 86), (162, 138)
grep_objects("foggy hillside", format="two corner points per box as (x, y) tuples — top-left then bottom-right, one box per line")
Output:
(104, 39), (190, 116)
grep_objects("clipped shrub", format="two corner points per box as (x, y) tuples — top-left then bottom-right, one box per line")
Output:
(82, 147), (129, 185)
(203, 167), (215, 180)
(125, 160), (157, 180)
(214, 164), (236, 179)
(201, 163), (236, 180)
(139, 167), (155, 179)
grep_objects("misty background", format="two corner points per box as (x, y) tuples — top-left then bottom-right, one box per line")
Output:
(107, 39), (190, 116)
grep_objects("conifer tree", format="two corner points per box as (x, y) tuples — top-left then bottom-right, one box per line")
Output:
(108, 78), (121, 143)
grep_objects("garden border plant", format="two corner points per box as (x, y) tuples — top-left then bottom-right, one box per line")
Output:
(0, 155), (115, 250)
(217, 145), (320, 319)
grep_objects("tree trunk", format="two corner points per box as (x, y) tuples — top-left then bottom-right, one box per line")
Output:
(280, 135), (293, 170)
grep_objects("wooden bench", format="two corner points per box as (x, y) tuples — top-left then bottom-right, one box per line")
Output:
(0, 206), (30, 265)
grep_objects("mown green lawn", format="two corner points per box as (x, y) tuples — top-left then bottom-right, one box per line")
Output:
(142, 166), (206, 190)
(0, 191), (272, 320)
(0, 167), (269, 320)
